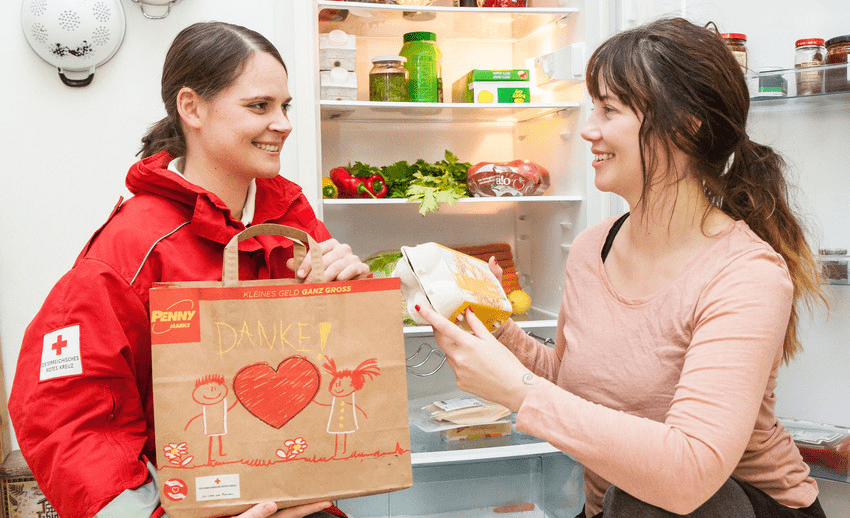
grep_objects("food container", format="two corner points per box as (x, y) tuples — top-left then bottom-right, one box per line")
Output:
(721, 33), (748, 73)
(453, 69), (531, 103)
(825, 35), (850, 93)
(320, 67), (357, 101)
(400, 32), (441, 102)
(781, 418), (850, 478)
(756, 67), (788, 98)
(795, 38), (826, 95)
(478, 0), (527, 6)
(392, 243), (512, 332)
(319, 30), (356, 71)
(466, 160), (550, 197)
(818, 248), (849, 284)
(369, 56), (409, 102)
(0, 450), (57, 517)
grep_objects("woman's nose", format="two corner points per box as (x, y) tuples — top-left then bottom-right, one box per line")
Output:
(270, 112), (292, 135)
(579, 121), (599, 143)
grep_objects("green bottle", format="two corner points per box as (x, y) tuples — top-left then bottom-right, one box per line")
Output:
(400, 31), (439, 102)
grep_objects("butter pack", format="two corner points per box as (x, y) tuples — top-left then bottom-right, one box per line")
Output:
(392, 243), (512, 332)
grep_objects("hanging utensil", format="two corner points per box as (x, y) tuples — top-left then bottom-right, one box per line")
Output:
(21, 0), (126, 87)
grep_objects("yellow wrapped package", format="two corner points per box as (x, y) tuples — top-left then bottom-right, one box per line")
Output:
(392, 243), (512, 332)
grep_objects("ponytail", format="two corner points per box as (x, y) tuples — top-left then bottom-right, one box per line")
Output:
(718, 138), (826, 362)
(138, 115), (185, 159)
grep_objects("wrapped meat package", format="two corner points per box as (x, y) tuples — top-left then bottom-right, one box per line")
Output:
(466, 160), (550, 197)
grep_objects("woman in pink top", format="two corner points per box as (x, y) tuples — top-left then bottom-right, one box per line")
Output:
(417, 18), (828, 518)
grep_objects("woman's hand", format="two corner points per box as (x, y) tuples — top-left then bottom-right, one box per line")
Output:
(287, 239), (371, 282)
(234, 500), (333, 518)
(415, 305), (536, 412)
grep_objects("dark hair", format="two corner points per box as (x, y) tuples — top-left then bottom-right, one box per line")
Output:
(139, 21), (287, 158)
(586, 17), (825, 362)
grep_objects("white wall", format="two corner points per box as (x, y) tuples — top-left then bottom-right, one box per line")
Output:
(0, 0), (308, 450)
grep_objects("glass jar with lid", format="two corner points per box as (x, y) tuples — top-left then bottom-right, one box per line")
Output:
(825, 35), (850, 93)
(795, 38), (825, 95)
(721, 33), (747, 73)
(369, 56), (409, 102)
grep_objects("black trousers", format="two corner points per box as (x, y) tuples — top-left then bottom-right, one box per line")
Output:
(576, 478), (827, 518)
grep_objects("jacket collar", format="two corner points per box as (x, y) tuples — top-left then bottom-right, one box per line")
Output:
(126, 150), (306, 250)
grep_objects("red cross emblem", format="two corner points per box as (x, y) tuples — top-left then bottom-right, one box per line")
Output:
(52, 335), (68, 355)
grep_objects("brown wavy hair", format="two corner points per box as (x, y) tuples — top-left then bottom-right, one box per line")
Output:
(139, 21), (287, 158)
(585, 17), (825, 362)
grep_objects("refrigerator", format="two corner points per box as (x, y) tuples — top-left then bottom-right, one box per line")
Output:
(280, 1), (850, 516)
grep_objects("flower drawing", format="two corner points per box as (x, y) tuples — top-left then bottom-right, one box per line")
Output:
(275, 437), (308, 460)
(163, 442), (194, 466)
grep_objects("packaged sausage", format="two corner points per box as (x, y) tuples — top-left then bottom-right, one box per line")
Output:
(392, 243), (512, 332)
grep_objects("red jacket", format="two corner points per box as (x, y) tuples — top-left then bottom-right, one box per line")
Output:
(9, 151), (332, 518)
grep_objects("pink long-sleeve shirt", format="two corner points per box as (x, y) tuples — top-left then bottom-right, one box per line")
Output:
(500, 217), (818, 516)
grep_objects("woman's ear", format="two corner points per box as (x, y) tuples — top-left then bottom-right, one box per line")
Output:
(176, 86), (202, 130)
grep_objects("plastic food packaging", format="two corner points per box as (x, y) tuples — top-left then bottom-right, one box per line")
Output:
(466, 160), (550, 197)
(392, 242), (512, 332)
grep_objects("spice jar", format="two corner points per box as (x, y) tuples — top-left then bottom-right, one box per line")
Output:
(795, 38), (825, 95)
(818, 249), (849, 284)
(721, 33), (748, 73)
(369, 56), (409, 102)
(825, 35), (850, 93)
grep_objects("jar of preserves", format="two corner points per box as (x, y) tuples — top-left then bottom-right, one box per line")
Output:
(369, 56), (409, 102)
(721, 33), (747, 73)
(399, 31), (440, 102)
(795, 38), (825, 95)
(825, 35), (850, 93)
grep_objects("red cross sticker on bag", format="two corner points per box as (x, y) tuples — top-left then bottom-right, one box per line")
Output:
(40, 324), (83, 381)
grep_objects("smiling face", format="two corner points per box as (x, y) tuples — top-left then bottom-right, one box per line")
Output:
(580, 81), (645, 204)
(329, 376), (355, 398)
(192, 380), (227, 406)
(193, 51), (292, 182)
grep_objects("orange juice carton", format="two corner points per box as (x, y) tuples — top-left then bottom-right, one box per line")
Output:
(392, 242), (512, 332)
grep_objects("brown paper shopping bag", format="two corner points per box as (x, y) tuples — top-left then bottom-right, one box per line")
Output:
(150, 224), (412, 518)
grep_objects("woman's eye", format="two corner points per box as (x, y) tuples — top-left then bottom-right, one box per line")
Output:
(249, 102), (267, 111)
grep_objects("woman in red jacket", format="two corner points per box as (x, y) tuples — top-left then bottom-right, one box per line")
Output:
(9, 21), (366, 518)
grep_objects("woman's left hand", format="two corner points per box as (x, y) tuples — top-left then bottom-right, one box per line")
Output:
(287, 239), (370, 282)
(416, 305), (536, 412)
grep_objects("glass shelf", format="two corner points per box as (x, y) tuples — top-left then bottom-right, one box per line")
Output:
(408, 394), (560, 467)
(320, 100), (581, 123)
(317, 2), (578, 42)
(748, 62), (850, 101)
(323, 195), (581, 207)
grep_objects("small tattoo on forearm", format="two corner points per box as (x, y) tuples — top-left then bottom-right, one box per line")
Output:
(522, 373), (534, 385)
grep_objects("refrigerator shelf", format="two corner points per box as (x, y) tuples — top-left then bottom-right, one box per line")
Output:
(323, 195), (582, 207)
(317, 1), (578, 42)
(320, 100), (581, 123)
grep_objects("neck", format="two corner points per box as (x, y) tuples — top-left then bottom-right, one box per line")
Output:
(181, 152), (251, 221)
(627, 174), (727, 253)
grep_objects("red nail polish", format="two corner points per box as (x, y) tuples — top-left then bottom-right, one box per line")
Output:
(414, 305), (421, 312)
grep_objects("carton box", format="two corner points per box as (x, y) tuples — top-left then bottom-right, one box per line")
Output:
(0, 451), (57, 518)
(452, 69), (531, 104)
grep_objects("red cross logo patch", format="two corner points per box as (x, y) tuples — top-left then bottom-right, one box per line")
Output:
(40, 325), (82, 381)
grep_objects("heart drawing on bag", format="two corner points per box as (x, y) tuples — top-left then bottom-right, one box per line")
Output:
(233, 356), (321, 429)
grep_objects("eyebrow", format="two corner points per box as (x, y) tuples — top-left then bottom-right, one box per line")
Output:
(241, 95), (293, 103)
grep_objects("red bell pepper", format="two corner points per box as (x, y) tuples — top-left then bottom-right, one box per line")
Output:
(329, 167), (387, 199)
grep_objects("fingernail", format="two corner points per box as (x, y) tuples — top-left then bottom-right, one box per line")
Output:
(297, 269), (306, 278)
(414, 304), (421, 312)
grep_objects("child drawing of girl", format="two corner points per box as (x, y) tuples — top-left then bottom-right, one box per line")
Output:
(320, 358), (380, 457)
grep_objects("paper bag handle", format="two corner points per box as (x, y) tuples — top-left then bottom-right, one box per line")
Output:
(223, 224), (325, 286)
